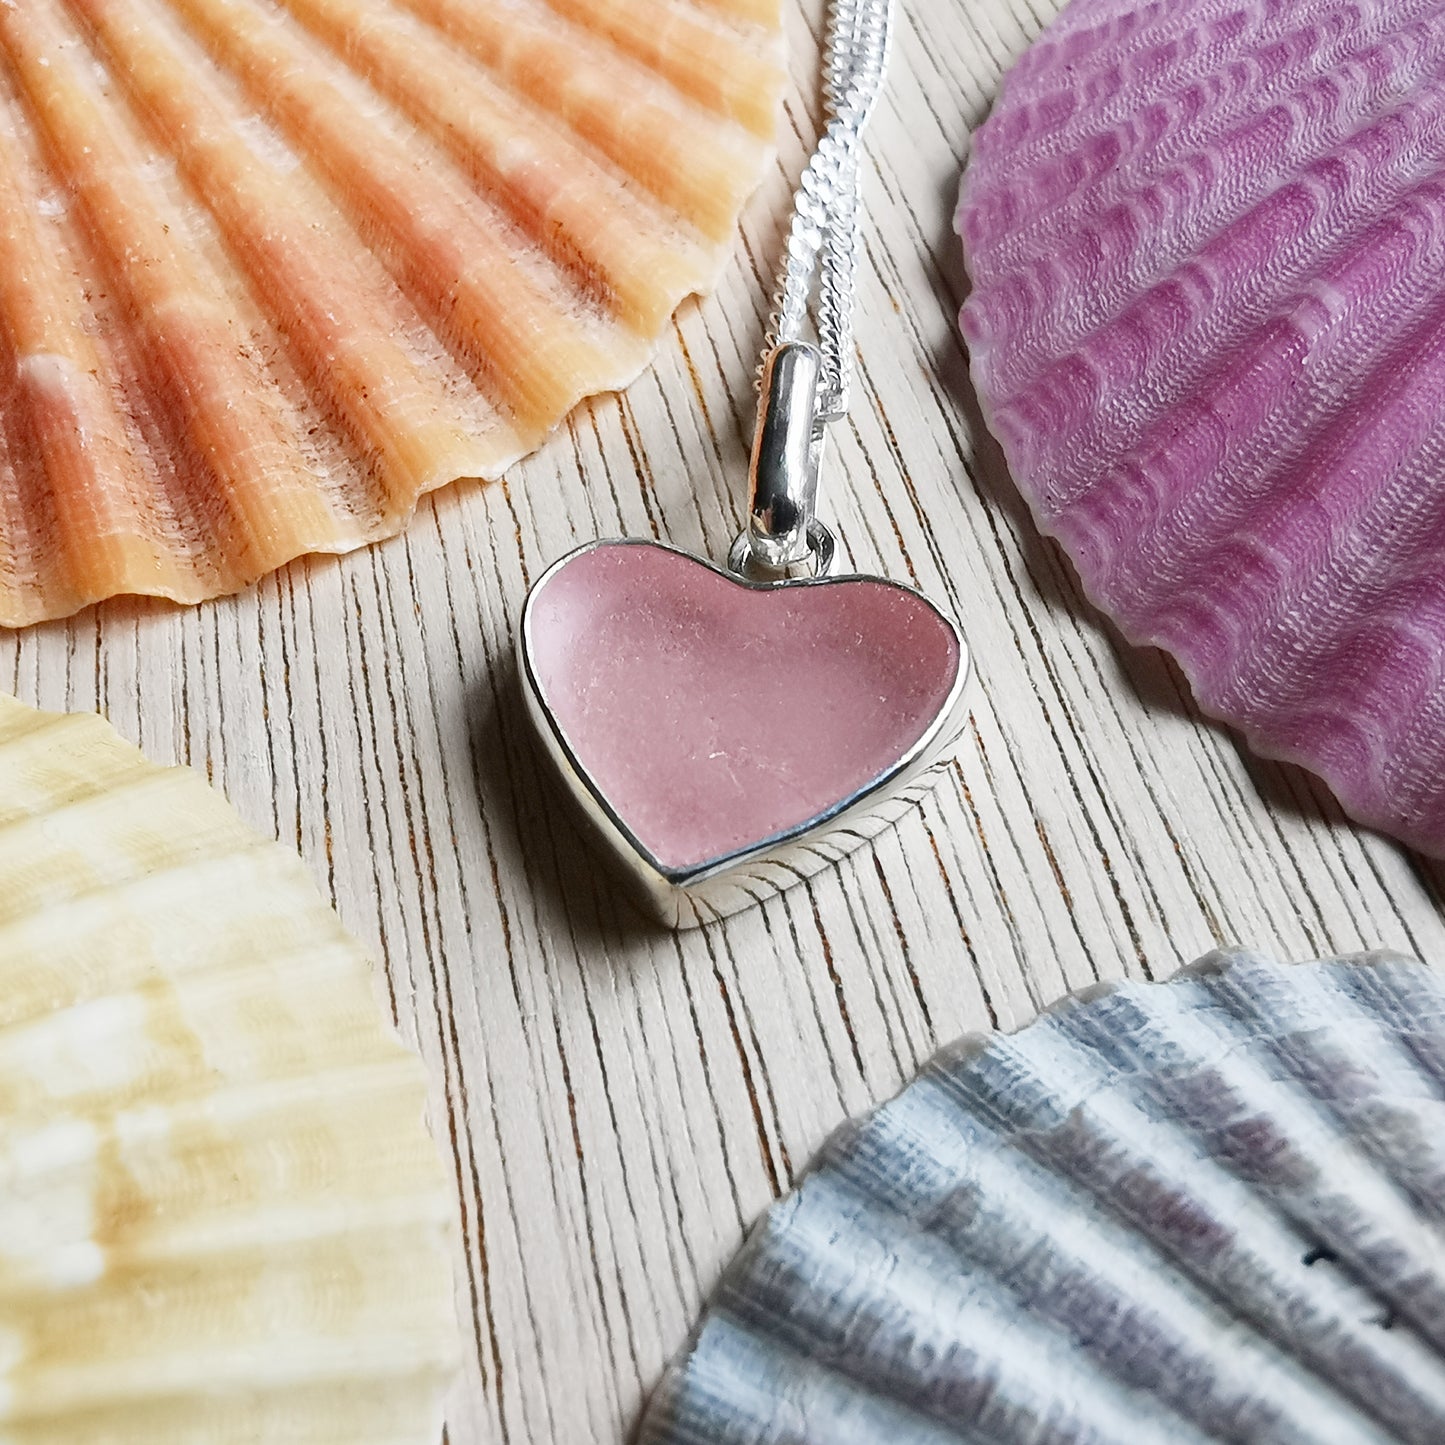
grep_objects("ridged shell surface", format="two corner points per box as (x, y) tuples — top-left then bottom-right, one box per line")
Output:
(0, 0), (783, 625)
(640, 949), (1445, 1443)
(957, 0), (1445, 856)
(0, 691), (457, 1441)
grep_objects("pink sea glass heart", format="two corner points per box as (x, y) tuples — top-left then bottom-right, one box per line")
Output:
(521, 541), (965, 893)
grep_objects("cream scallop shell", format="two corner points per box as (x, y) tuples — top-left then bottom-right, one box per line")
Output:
(0, 691), (458, 1441)
(0, 0), (783, 625)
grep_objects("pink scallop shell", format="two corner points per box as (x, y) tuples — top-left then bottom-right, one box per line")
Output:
(957, 0), (1445, 856)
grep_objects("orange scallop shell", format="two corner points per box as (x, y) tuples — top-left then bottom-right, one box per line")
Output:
(0, 0), (784, 625)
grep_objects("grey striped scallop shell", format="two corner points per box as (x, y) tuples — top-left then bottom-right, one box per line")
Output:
(638, 950), (1445, 1444)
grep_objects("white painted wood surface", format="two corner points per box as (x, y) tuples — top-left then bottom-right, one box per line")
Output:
(5, 0), (1445, 1440)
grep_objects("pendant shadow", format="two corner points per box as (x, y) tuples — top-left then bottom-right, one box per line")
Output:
(461, 648), (669, 961)
(936, 196), (1445, 906)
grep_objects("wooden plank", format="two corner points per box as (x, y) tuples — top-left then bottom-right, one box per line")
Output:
(2, 0), (1444, 1440)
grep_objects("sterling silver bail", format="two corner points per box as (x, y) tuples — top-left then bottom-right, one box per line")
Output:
(727, 340), (835, 577)
(728, 0), (893, 581)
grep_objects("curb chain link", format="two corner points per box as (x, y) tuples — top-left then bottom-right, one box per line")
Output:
(760, 0), (893, 424)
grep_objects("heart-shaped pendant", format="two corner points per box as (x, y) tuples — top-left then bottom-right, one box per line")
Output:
(515, 0), (958, 927)
(520, 539), (968, 927)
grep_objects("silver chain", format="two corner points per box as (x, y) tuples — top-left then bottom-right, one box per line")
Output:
(761, 0), (893, 422)
(731, 0), (892, 579)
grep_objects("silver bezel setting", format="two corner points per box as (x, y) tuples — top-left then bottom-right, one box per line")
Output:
(518, 538), (971, 929)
